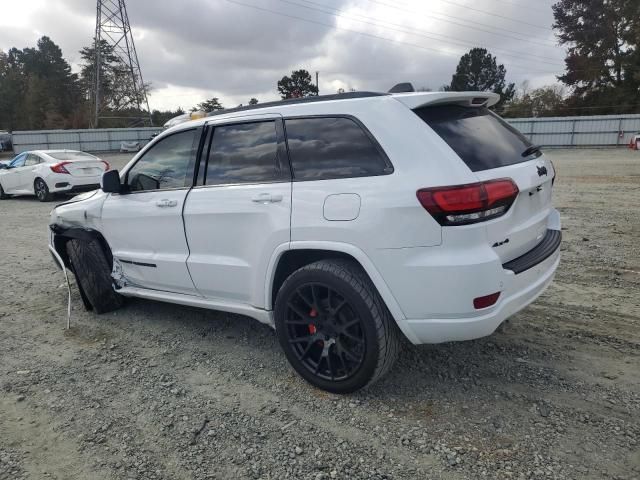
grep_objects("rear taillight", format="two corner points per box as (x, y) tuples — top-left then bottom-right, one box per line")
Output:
(50, 161), (71, 174)
(101, 160), (110, 171)
(417, 178), (519, 226)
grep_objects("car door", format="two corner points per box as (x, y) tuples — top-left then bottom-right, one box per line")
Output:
(183, 115), (292, 307)
(1, 153), (27, 192)
(101, 127), (201, 295)
(21, 153), (42, 191)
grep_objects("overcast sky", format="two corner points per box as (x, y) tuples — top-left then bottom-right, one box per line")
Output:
(0, 0), (565, 111)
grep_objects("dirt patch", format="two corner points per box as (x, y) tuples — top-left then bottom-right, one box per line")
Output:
(1, 149), (638, 479)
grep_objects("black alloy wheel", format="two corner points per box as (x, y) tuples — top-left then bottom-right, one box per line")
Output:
(285, 283), (366, 382)
(34, 178), (52, 202)
(275, 259), (400, 393)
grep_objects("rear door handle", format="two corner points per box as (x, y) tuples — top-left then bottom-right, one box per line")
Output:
(251, 193), (283, 204)
(156, 199), (178, 208)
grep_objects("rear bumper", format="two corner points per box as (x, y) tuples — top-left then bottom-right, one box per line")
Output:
(403, 246), (560, 343)
(51, 183), (100, 194)
(49, 173), (102, 193)
(375, 209), (562, 344)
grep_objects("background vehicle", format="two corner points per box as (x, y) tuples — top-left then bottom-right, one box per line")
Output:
(48, 91), (561, 393)
(0, 131), (11, 152)
(0, 150), (109, 201)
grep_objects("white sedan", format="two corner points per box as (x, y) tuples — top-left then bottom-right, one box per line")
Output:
(0, 150), (109, 202)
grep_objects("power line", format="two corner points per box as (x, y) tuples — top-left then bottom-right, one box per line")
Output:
(391, 0), (552, 30)
(363, 0), (557, 47)
(482, 0), (554, 14)
(226, 0), (558, 73)
(277, 0), (563, 66)
(226, 0), (620, 77)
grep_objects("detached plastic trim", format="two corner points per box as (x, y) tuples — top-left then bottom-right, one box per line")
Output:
(503, 229), (561, 275)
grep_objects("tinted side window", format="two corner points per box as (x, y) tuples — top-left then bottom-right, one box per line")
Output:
(414, 105), (537, 172)
(205, 121), (282, 185)
(126, 129), (196, 192)
(285, 117), (390, 181)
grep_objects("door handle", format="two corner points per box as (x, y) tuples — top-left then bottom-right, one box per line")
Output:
(156, 199), (178, 208)
(251, 193), (283, 204)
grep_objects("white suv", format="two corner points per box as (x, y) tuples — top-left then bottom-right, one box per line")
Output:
(48, 91), (561, 393)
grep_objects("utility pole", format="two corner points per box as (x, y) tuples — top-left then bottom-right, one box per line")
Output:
(93, 0), (152, 127)
(316, 71), (319, 95)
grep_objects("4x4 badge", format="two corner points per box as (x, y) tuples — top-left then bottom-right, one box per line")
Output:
(537, 165), (548, 177)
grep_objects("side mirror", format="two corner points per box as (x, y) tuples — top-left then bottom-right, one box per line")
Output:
(101, 169), (122, 193)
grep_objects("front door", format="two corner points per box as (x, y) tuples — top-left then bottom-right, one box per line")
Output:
(101, 128), (200, 295)
(2, 153), (27, 192)
(183, 115), (291, 307)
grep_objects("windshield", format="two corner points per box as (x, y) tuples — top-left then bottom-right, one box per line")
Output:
(414, 105), (539, 172)
(47, 151), (98, 161)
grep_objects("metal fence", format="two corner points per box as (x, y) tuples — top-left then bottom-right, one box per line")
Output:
(505, 114), (640, 148)
(11, 127), (162, 154)
(8, 114), (640, 153)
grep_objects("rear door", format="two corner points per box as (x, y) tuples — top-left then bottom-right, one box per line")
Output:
(414, 104), (556, 262)
(101, 128), (201, 295)
(183, 115), (291, 306)
(19, 154), (42, 191)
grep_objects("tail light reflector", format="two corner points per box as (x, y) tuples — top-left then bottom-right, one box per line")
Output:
(473, 292), (501, 309)
(417, 178), (519, 225)
(101, 160), (110, 171)
(50, 161), (71, 174)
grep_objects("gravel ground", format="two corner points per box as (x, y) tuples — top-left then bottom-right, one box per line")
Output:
(0, 148), (638, 480)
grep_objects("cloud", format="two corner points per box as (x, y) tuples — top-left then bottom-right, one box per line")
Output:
(0, 0), (565, 111)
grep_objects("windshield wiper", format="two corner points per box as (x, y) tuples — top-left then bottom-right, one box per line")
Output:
(521, 145), (542, 157)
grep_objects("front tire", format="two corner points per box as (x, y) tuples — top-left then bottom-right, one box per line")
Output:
(34, 178), (53, 202)
(0, 183), (9, 199)
(274, 259), (400, 394)
(66, 239), (124, 314)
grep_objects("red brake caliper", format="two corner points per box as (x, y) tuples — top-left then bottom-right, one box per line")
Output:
(308, 308), (317, 334)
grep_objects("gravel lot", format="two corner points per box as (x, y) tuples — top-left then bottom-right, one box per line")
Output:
(1, 148), (638, 480)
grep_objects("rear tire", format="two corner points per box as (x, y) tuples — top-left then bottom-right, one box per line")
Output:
(274, 259), (400, 394)
(34, 178), (53, 202)
(66, 239), (124, 314)
(0, 183), (9, 199)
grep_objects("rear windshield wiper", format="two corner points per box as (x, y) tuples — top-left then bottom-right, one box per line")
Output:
(521, 145), (542, 157)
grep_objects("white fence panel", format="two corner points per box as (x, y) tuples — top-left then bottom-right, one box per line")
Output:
(505, 114), (640, 148)
(11, 127), (162, 153)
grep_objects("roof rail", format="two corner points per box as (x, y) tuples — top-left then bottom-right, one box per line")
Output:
(206, 91), (389, 118)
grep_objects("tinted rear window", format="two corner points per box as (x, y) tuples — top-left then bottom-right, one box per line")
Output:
(414, 105), (537, 172)
(205, 121), (285, 185)
(285, 117), (391, 181)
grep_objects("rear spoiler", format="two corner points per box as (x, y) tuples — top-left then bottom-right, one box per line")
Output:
(391, 92), (500, 109)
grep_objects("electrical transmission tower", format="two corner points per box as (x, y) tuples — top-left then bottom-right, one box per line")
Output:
(93, 0), (152, 127)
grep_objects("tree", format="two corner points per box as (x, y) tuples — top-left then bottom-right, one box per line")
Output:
(503, 83), (567, 118)
(277, 69), (318, 99)
(79, 39), (152, 125)
(0, 37), (80, 130)
(553, 0), (639, 114)
(446, 48), (515, 106)
(193, 97), (224, 112)
(152, 108), (185, 126)
(248, 97), (259, 105)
